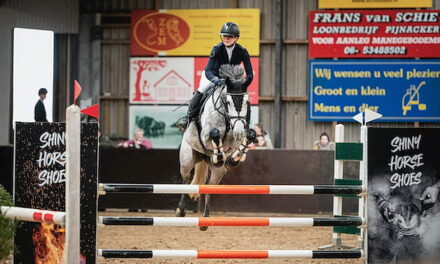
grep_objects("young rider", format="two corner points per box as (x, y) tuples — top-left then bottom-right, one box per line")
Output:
(176, 22), (253, 131)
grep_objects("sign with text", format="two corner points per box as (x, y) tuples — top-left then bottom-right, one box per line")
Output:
(309, 10), (440, 58)
(368, 128), (440, 263)
(131, 9), (260, 56)
(309, 60), (440, 122)
(14, 122), (98, 264)
(319, 0), (432, 9)
(130, 57), (260, 105)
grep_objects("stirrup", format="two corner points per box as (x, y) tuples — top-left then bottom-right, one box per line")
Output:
(176, 116), (188, 132)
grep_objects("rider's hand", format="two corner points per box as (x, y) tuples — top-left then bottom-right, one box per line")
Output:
(213, 78), (225, 87)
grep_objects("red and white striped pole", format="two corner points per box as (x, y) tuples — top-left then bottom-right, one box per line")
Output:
(99, 216), (364, 227)
(98, 249), (364, 259)
(99, 184), (365, 195)
(0, 206), (65, 225)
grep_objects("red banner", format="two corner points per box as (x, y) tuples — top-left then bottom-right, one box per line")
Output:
(194, 57), (259, 105)
(309, 10), (440, 58)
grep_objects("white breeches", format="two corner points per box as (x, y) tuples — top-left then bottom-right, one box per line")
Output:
(197, 71), (213, 94)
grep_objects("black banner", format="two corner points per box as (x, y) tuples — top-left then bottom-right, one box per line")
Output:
(14, 122), (97, 264)
(368, 128), (440, 263)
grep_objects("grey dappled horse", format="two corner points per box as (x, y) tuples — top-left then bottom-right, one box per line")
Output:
(176, 65), (256, 231)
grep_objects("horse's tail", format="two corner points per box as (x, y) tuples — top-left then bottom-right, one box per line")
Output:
(189, 161), (208, 200)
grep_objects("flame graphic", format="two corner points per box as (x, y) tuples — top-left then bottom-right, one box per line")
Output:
(32, 223), (65, 264)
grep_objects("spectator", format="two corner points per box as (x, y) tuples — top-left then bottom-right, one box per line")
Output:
(253, 123), (273, 149)
(118, 129), (153, 149)
(34, 88), (48, 122)
(313, 132), (335, 150)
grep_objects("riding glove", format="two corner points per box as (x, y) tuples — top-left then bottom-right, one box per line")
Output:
(213, 78), (225, 87)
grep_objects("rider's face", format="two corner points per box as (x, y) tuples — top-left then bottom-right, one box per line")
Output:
(222, 35), (238, 47)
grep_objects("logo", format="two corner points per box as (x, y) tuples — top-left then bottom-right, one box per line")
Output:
(133, 13), (190, 52)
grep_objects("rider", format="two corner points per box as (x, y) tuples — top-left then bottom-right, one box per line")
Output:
(176, 22), (254, 131)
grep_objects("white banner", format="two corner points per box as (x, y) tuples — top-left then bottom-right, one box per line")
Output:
(130, 57), (194, 104)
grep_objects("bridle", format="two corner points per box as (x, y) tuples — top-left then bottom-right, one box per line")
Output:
(224, 91), (249, 131)
(209, 85), (249, 130)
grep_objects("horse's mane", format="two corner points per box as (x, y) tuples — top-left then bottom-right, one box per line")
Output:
(219, 65), (244, 81)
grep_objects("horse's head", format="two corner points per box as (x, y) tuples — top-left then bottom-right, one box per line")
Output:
(375, 192), (423, 238)
(223, 76), (251, 140)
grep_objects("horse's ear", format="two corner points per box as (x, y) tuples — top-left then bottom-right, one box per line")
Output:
(225, 77), (232, 87)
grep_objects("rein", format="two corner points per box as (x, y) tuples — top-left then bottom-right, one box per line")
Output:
(197, 84), (249, 154)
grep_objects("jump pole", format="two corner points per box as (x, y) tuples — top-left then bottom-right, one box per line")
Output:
(97, 249), (364, 259)
(99, 216), (364, 227)
(0, 206), (65, 225)
(99, 184), (365, 195)
(65, 105), (81, 264)
(333, 124), (344, 247)
(359, 125), (368, 250)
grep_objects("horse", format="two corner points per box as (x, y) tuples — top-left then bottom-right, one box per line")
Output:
(176, 65), (256, 231)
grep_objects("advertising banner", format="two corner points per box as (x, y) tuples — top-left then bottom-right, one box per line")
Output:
(368, 127), (440, 264)
(309, 10), (440, 58)
(130, 57), (194, 104)
(130, 57), (260, 105)
(14, 122), (98, 264)
(129, 105), (186, 149)
(308, 60), (440, 122)
(131, 9), (260, 56)
(129, 105), (259, 149)
(319, 0), (432, 9)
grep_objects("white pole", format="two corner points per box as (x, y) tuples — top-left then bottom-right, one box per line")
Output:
(65, 105), (81, 263)
(359, 125), (368, 260)
(333, 124), (344, 247)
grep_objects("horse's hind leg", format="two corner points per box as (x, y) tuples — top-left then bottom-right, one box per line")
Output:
(176, 140), (196, 217)
(199, 166), (227, 231)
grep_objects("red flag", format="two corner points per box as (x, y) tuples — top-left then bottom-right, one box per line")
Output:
(74, 80), (82, 105)
(81, 104), (99, 119)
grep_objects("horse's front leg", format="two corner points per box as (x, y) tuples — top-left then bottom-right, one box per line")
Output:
(225, 128), (257, 170)
(209, 128), (226, 167)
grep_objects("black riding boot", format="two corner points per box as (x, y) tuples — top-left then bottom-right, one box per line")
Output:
(176, 91), (203, 131)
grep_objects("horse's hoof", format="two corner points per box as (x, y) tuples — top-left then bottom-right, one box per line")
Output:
(199, 226), (208, 231)
(175, 208), (186, 217)
(225, 155), (240, 170)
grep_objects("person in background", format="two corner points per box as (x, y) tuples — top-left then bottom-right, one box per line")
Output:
(313, 132), (335, 150)
(118, 128), (153, 149)
(253, 123), (273, 149)
(34, 88), (48, 122)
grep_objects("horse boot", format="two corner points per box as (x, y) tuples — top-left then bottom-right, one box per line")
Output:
(176, 91), (204, 131)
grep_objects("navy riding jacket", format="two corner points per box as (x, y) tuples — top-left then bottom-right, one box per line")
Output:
(205, 42), (253, 84)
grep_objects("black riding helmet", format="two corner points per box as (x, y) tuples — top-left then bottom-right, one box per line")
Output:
(219, 22), (240, 37)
